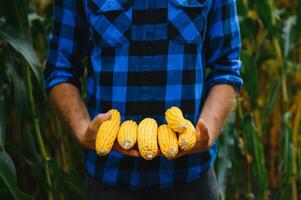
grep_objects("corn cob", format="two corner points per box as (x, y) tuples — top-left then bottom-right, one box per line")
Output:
(158, 125), (178, 159)
(178, 120), (196, 151)
(137, 118), (158, 160)
(95, 109), (121, 156)
(165, 106), (187, 133)
(117, 120), (138, 150)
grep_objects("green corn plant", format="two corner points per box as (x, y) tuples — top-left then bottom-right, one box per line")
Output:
(0, 0), (53, 199)
(0, 0), (84, 199)
(216, 0), (301, 199)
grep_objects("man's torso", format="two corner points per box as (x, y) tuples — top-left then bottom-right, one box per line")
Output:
(56, 0), (218, 189)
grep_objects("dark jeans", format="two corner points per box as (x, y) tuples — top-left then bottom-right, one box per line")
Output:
(86, 167), (219, 200)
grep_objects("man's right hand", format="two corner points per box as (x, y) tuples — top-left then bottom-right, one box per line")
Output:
(50, 84), (140, 158)
(112, 143), (140, 157)
(78, 113), (140, 157)
(77, 113), (111, 149)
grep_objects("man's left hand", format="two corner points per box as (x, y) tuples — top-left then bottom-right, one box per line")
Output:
(174, 119), (211, 158)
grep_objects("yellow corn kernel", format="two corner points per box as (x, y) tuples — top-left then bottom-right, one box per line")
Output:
(137, 118), (158, 160)
(117, 120), (138, 150)
(165, 106), (187, 133)
(178, 120), (196, 151)
(158, 125), (178, 159)
(95, 109), (121, 156)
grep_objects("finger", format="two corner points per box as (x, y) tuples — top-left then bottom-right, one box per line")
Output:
(196, 118), (205, 132)
(157, 149), (162, 156)
(82, 141), (95, 150)
(90, 113), (112, 130)
(120, 149), (140, 157)
(118, 145), (140, 157)
(174, 150), (186, 159)
(113, 143), (140, 157)
(197, 119), (209, 141)
(127, 149), (140, 157)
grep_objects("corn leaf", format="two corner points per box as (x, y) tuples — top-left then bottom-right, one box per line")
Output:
(0, 95), (5, 150)
(4, 57), (29, 126)
(1, 0), (29, 36)
(216, 114), (236, 200)
(254, 0), (276, 31)
(262, 79), (281, 132)
(279, 113), (293, 199)
(241, 51), (258, 108)
(243, 113), (268, 198)
(0, 151), (32, 200)
(0, 23), (43, 87)
(282, 16), (297, 58)
(21, 128), (48, 190)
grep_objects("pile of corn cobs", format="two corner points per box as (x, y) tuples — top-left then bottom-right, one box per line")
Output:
(95, 107), (197, 160)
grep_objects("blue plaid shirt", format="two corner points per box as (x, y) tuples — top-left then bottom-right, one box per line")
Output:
(45, 0), (242, 189)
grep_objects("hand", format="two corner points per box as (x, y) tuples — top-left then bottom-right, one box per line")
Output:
(112, 143), (140, 157)
(77, 113), (111, 149)
(112, 145), (162, 158)
(78, 112), (141, 157)
(174, 119), (210, 158)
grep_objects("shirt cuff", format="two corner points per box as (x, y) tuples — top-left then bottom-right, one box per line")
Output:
(44, 76), (81, 95)
(205, 74), (243, 94)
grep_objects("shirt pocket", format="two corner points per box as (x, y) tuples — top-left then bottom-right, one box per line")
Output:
(167, 0), (206, 44)
(87, 0), (132, 48)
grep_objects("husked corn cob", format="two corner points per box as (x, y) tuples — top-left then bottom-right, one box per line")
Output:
(158, 125), (178, 159)
(95, 109), (121, 156)
(117, 120), (138, 150)
(178, 120), (196, 151)
(137, 118), (158, 160)
(165, 106), (187, 133)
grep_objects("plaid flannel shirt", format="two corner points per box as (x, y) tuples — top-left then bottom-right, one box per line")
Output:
(44, 0), (243, 189)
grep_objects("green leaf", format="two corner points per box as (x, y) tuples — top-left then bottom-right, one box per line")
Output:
(22, 129), (43, 167)
(4, 57), (29, 127)
(0, 95), (5, 150)
(243, 114), (268, 198)
(237, 0), (248, 18)
(2, 0), (29, 36)
(21, 128), (47, 190)
(241, 51), (259, 108)
(216, 113), (236, 200)
(239, 18), (259, 41)
(262, 79), (281, 132)
(296, 1), (301, 32)
(279, 113), (293, 199)
(254, 0), (276, 31)
(282, 16), (297, 58)
(0, 150), (32, 200)
(0, 23), (43, 87)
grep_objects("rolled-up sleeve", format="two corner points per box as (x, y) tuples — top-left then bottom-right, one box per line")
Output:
(44, 0), (89, 93)
(204, 0), (243, 93)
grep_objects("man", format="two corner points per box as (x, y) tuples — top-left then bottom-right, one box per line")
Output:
(45, 0), (242, 199)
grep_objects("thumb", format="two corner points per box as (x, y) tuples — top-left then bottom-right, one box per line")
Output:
(90, 112), (111, 130)
(197, 119), (209, 141)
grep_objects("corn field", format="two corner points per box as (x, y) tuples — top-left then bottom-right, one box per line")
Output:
(0, 0), (300, 199)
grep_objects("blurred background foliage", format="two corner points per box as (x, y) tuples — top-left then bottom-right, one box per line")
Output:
(0, 0), (300, 199)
